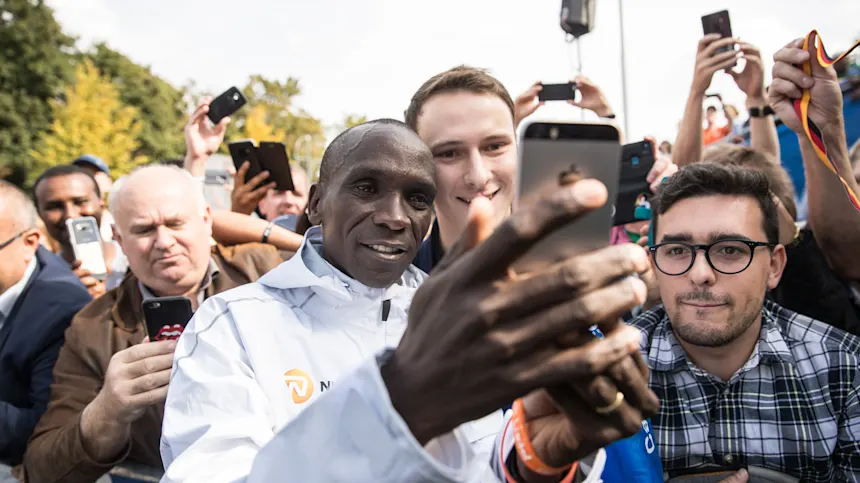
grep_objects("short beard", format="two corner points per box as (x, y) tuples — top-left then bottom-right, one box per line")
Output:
(670, 291), (761, 348)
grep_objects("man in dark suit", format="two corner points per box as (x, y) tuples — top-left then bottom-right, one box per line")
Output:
(0, 180), (91, 479)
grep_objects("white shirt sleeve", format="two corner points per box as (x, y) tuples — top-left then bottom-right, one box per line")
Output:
(160, 298), (500, 483)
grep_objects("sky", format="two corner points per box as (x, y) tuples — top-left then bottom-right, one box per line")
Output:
(46, 0), (860, 144)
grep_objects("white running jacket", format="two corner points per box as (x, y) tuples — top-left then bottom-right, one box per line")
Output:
(160, 227), (507, 482)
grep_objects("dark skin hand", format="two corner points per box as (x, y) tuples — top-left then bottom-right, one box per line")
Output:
(71, 259), (107, 298)
(382, 178), (659, 466)
(231, 161), (276, 216)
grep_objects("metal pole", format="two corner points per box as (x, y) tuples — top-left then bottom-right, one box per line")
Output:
(577, 38), (584, 121)
(617, 0), (631, 136)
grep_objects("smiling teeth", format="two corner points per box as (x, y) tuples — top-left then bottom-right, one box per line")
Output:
(369, 244), (400, 254)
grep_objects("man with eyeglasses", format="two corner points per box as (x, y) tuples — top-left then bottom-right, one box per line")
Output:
(630, 163), (860, 482)
(0, 181), (91, 481)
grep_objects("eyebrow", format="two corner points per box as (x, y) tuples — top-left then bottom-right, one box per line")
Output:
(345, 165), (435, 191)
(660, 232), (755, 244)
(429, 132), (514, 151)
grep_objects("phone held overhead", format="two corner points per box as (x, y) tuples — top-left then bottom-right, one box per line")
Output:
(701, 10), (735, 56)
(207, 86), (247, 125)
(228, 140), (297, 192)
(514, 120), (621, 273)
(538, 82), (578, 102)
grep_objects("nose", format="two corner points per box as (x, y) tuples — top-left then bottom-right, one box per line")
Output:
(152, 226), (176, 251)
(372, 194), (410, 232)
(688, 250), (716, 286)
(463, 149), (491, 190)
(62, 201), (83, 222)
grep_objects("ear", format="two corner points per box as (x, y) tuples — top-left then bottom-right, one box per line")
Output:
(21, 229), (42, 261)
(766, 244), (787, 290)
(306, 183), (323, 226)
(111, 224), (120, 244)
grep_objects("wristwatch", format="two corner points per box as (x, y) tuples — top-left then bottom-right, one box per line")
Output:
(749, 106), (775, 118)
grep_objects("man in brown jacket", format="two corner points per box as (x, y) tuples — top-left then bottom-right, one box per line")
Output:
(19, 165), (287, 483)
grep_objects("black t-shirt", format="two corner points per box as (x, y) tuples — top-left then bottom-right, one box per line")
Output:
(770, 228), (860, 336)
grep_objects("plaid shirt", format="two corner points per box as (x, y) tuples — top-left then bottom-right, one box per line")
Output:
(629, 300), (860, 482)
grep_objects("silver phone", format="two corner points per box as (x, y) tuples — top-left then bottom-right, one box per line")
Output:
(513, 121), (621, 273)
(66, 216), (108, 280)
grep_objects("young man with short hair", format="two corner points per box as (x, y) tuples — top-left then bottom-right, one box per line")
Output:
(632, 163), (860, 481)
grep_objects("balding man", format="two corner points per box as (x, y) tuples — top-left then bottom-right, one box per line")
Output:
(0, 182), (91, 480)
(22, 166), (286, 483)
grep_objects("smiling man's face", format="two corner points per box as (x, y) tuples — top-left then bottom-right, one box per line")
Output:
(415, 91), (517, 248)
(308, 123), (436, 288)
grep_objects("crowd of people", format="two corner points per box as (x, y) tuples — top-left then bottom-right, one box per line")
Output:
(0, 28), (859, 483)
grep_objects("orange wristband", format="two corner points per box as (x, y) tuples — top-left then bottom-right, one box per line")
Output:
(511, 398), (576, 477)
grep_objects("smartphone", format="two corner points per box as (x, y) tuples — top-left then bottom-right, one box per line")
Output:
(228, 140), (265, 184)
(538, 82), (577, 102)
(258, 141), (295, 192)
(514, 121), (621, 273)
(142, 296), (193, 342)
(207, 86), (247, 125)
(66, 217), (107, 280)
(701, 10), (734, 55)
(614, 140), (656, 226)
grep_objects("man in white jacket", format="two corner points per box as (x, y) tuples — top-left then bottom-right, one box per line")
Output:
(161, 119), (659, 482)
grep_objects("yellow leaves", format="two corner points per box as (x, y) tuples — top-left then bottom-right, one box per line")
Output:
(243, 105), (286, 144)
(30, 59), (147, 183)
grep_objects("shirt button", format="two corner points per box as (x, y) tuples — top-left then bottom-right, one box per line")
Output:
(724, 454), (735, 464)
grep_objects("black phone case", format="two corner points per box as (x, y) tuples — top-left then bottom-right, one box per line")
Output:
(142, 297), (194, 341)
(614, 141), (656, 226)
(538, 82), (577, 102)
(228, 141), (265, 184)
(702, 11), (733, 55)
(258, 142), (295, 192)
(207, 87), (247, 124)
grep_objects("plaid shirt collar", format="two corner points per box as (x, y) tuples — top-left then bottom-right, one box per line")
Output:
(646, 302), (796, 376)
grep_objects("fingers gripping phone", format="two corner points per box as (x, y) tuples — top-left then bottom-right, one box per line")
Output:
(66, 217), (107, 280)
(228, 140), (265, 184)
(258, 142), (295, 192)
(207, 86), (247, 125)
(142, 297), (194, 341)
(614, 140), (657, 226)
(514, 121), (621, 273)
(538, 82), (578, 102)
(702, 10), (734, 55)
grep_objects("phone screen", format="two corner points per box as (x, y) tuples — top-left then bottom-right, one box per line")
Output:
(538, 82), (577, 102)
(142, 297), (194, 341)
(258, 142), (295, 192)
(614, 141), (656, 226)
(514, 122), (621, 273)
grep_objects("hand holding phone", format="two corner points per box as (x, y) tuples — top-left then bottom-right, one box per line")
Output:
(258, 142), (295, 192)
(142, 297), (194, 341)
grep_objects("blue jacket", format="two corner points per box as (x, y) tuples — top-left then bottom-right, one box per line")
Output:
(0, 247), (91, 465)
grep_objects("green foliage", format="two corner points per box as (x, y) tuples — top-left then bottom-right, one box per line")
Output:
(0, 0), (75, 181)
(85, 43), (186, 163)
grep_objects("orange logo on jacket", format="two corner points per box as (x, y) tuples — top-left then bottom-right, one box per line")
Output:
(284, 369), (314, 404)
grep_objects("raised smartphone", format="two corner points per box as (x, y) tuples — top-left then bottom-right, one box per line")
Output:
(258, 141), (295, 192)
(514, 121), (621, 273)
(614, 140), (656, 226)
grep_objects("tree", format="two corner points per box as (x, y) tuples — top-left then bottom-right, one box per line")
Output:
(85, 43), (187, 163)
(0, 0), (75, 182)
(342, 114), (368, 130)
(31, 59), (145, 182)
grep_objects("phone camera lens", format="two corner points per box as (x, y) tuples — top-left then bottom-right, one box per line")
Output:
(233, 94), (240, 100)
(631, 156), (640, 166)
(549, 127), (559, 140)
(151, 302), (161, 309)
(78, 225), (89, 231)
